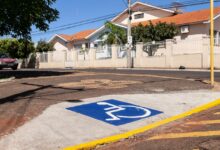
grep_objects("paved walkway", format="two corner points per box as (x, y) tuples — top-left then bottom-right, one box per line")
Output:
(0, 90), (219, 150)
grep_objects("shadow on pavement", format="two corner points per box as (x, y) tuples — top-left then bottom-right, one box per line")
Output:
(0, 69), (74, 79)
(0, 83), (85, 105)
(65, 100), (83, 103)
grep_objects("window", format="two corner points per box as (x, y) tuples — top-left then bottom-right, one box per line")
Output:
(209, 30), (220, 46)
(214, 30), (220, 46)
(134, 13), (144, 19)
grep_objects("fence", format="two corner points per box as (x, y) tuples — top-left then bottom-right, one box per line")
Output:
(37, 51), (67, 68)
(95, 46), (112, 60)
(37, 37), (220, 69)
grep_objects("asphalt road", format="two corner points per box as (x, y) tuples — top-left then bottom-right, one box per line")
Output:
(79, 68), (220, 82)
(1, 68), (220, 82)
(0, 68), (214, 140)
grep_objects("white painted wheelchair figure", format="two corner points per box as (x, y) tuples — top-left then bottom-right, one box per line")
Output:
(97, 102), (152, 121)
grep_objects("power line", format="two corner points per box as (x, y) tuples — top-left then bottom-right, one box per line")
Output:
(31, 14), (118, 36)
(121, 0), (128, 7)
(31, 12), (120, 34)
(32, 0), (220, 36)
(134, 0), (220, 12)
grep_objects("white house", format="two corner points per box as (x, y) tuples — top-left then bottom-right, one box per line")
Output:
(43, 1), (220, 69)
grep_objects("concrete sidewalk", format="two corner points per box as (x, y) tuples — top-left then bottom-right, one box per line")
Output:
(0, 90), (220, 150)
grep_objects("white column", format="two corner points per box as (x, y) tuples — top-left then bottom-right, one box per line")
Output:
(165, 39), (174, 68)
(89, 48), (96, 67)
(202, 37), (210, 69)
(135, 42), (144, 67)
(216, 31), (220, 45)
(111, 45), (118, 60)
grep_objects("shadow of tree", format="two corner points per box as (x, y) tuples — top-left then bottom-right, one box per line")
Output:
(0, 69), (75, 79)
(0, 83), (85, 105)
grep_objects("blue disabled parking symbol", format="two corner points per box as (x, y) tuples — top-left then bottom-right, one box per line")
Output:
(66, 99), (163, 126)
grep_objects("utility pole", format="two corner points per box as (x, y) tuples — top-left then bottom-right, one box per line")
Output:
(127, 0), (133, 68)
(210, 0), (215, 85)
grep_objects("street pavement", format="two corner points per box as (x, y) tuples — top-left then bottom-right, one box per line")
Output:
(0, 91), (219, 150)
(0, 69), (219, 150)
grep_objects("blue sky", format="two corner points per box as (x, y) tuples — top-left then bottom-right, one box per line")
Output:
(31, 0), (220, 42)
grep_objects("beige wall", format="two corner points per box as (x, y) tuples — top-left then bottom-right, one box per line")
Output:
(38, 38), (220, 69)
(205, 16), (220, 31)
(39, 62), (65, 69)
(73, 46), (127, 68)
(172, 54), (203, 68)
(175, 23), (208, 41)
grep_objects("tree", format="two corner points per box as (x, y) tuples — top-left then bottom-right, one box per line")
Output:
(132, 24), (149, 44)
(102, 22), (127, 45)
(149, 21), (179, 41)
(139, 22), (178, 56)
(103, 21), (178, 45)
(0, 0), (59, 39)
(0, 39), (35, 59)
(36, 40), (54, 52)
(132, 21), (179, 42)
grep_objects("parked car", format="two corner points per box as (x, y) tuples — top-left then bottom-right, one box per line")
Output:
(0, 53), (18, 70)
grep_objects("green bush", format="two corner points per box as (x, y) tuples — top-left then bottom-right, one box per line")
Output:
(0, 38), (35, 59)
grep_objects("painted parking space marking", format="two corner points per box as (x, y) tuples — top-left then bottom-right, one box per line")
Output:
(186, 120), (220, 125)
(214, 112), (220, 115)
(147, 104), (220, 141)
(148, 130), (220, 140)
(66, 99), (163, 126)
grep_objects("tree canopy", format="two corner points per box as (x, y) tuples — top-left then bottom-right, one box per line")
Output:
(103, 21), (179, 45)
(0, 39), (35, 59)
(101, 22), (127, 45)
(0, 0), (59, 39)
(36, 40), (54, 52)
(132, 22), (179, 44)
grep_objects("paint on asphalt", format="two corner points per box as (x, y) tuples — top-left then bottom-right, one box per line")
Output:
(0, 90), (219, 150)
(66, 99), (163, 126)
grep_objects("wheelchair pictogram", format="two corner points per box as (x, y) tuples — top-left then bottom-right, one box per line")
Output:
(67, 99), (162, 126)
(97, 102), (151, 121)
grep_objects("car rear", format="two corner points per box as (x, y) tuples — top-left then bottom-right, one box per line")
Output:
(0, 54), (18, 70)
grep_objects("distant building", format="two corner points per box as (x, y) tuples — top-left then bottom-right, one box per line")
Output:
(45, 2), (220, 68)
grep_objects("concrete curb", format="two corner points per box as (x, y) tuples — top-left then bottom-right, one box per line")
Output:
(116, 68), (220, 72)
(0, 77), (15, 83)
(63, 98), (220, 150)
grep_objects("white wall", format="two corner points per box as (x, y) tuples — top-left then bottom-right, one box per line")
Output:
(113, 3), (173, 25)
(121, 10), (172, 25)
(52, 38), (68, 51)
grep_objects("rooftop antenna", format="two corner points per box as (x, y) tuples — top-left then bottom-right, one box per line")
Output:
(171, 0), (184, 14)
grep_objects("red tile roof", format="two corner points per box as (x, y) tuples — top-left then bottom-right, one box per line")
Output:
(58, 34), (72, 41)
(132, 7), (220, 26)
(58, 29), (96, 42)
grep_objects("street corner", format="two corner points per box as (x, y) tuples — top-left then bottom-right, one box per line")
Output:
(0, 91), (220, 150)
